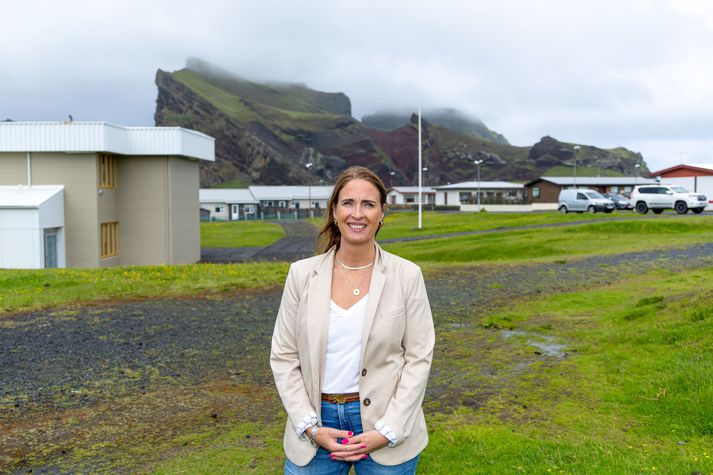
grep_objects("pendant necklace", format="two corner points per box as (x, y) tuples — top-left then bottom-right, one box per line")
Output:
(336, 257), (374, 296)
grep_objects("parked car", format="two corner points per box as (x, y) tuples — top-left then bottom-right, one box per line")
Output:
(629, 185), (707, 214)
(602, 192), (631, 210)
(558, 189), (615, 214)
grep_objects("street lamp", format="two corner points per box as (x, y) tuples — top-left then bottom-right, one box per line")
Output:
(389, 171), (396, 187)
(474, 160), (483, 212)
(305, 162), (313, 219)
(572, 145), (581, 188)
(634, 163), (641, 187)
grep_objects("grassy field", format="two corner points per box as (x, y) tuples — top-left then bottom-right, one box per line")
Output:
(383, 217), (713, 265)
(417, 266), (713, 474)
(200, 221), (284, 248)
(0, 263), (288, 314)
(376, 210), (632, 240)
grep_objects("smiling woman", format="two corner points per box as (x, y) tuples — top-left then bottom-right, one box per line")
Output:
(270, 166), (435, 474)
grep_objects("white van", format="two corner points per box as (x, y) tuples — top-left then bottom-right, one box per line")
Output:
(558, 188), (615, 213)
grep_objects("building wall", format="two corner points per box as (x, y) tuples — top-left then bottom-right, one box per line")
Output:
(117, 156), (169, 265)
(0, 209), (41, 268)
(0, 153), (28, 184)
(527, 181), (561, 203)
(169, 157), (200, 264)
(28, 153), (100, 268)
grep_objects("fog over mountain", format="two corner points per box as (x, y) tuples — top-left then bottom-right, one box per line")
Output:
(3, 0), (713, 172)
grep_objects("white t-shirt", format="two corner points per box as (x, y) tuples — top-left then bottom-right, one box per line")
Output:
(321, 296), (368, 394)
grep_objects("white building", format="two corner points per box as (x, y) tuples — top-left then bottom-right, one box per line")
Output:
(433, 181), (524, 206)
(249, 185), (333, 212)
(199, 189), (258, 221)
(0, 185), (65, 269)
(387, 187), (436, 206)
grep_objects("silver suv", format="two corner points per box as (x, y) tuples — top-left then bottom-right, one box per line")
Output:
(629, 184), (708, 214)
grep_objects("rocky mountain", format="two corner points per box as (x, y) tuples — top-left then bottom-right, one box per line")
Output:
(154, 59), (649, 187)
(362, 109), (509, 145)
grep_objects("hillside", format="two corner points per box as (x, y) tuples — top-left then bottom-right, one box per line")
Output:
(362, 108), (509, 145)
(154, 60), (649, 187)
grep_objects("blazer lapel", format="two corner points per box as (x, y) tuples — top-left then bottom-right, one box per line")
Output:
(360, 244), (386, 364)
(306, 249), (334, 399)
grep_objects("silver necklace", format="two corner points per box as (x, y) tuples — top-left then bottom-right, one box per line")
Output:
(335, 257), (374, 271)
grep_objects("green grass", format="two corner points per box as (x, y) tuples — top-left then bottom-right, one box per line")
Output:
(200, 221), (284, 248)
(382, 217), (713, 264)
(376, 210), (632, 240)
(0, 263), (288, 315)
(545, 165), (626, 177)
(212, 179), (250, 189)
(428, 266), (713, 474)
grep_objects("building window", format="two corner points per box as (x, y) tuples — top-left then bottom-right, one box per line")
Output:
(611, 186), (619, 193)
(244, 204), (255, 214)
(532, 187), (540, 198)
(459, 192), (472, 202)
(215, 205), (224, 213)
(101, 222), (119, 258)
(99, 153), (117, 189)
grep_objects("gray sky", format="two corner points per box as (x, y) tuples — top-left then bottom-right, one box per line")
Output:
(3, 0), (713, 172)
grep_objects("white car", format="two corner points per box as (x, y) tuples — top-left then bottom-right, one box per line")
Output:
(629, 185), (708, 214)
(558, 188), (615, 213)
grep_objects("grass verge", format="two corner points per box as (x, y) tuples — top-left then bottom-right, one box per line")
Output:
(200, 221), (284, 248)
(0, 263), (288, 315)
(383, 217), (713, 264)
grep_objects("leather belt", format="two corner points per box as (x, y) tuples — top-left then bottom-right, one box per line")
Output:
(321, 392), (360, 404)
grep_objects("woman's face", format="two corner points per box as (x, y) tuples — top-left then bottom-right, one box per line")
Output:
(333, 178), (384, 248)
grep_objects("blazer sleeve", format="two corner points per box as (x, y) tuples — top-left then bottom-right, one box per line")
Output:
(270, 263), (316, 432)
(377, 265), (435, 444)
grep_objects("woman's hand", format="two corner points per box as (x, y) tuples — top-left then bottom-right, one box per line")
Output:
(328, 430), (390, 462)
(312, 426), (354, 452)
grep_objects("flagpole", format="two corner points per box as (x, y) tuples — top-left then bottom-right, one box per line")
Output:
(418, 107), (422, 230)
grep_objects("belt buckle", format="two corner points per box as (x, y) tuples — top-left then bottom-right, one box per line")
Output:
(334, 393), (346, 404)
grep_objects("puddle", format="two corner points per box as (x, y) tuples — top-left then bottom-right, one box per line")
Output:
(501, 329), (568, 358)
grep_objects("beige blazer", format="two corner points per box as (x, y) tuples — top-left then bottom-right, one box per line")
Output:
(270, 243), (435, 466)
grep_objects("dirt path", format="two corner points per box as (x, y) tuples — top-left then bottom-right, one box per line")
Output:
(3, 241), (713, 473)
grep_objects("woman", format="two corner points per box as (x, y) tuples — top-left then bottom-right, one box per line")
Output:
(271, 166), (435, 474)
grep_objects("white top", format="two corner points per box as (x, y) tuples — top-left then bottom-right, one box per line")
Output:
(322, 296), (368, 394)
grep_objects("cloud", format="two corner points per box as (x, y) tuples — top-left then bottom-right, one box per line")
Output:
(1, 0), (712, 171)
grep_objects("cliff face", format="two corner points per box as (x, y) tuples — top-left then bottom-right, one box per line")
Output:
(154, 62), (648, 187)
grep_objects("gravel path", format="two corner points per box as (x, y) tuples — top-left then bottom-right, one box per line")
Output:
(200, 221), (317, 263)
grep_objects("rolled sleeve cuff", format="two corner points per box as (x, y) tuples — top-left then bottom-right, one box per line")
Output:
(375, 420), (399, 447)
(296, 411), (318, 439)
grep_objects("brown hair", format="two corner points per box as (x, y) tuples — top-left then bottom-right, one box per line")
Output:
(317, 166), (387, 253)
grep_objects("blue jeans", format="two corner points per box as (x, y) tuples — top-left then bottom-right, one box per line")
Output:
(284, 401), (420, 474)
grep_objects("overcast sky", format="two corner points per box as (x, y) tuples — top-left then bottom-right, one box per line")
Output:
(3, 0), (713, 172)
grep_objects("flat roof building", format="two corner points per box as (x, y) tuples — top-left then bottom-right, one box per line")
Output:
(0, 122), (215, 268)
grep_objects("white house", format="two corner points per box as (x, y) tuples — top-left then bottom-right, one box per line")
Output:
(0, 185), (65, 269)
(199, 188), (258, 221)
(387, 187), (436, 206)
(248, 185), (333, 212)
(433, 181), (524, 206)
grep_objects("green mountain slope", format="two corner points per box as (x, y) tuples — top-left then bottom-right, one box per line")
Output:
(154, 59), (649, 187)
